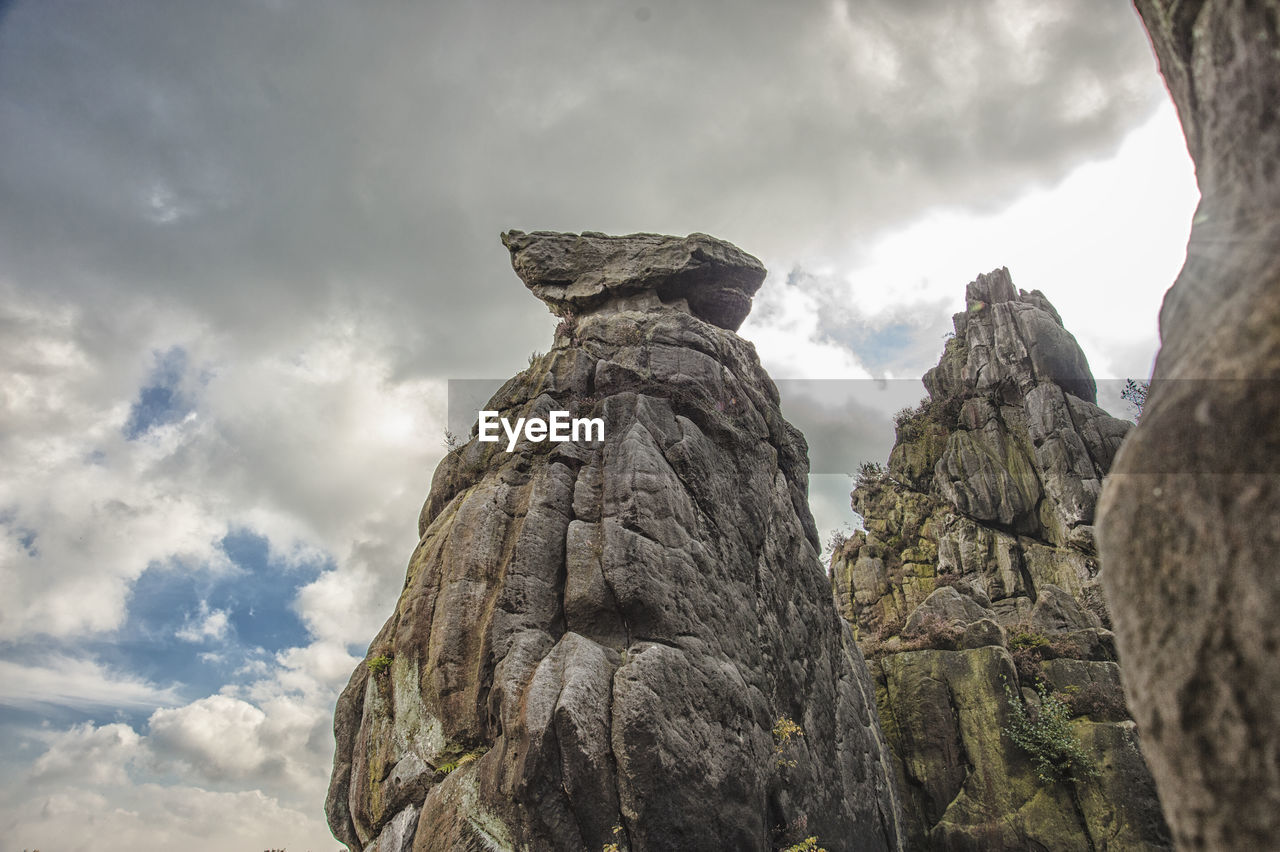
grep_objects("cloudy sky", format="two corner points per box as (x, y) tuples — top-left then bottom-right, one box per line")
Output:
(0, 1), (1197, 849)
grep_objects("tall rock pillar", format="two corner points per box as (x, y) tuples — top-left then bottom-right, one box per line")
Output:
(326, 231), (904, 852)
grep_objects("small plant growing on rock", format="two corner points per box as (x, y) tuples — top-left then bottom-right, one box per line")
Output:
(555, 310), (578, 343)
(1008, 627), (1052, 684)
(1122, 378), (1149, 421)
(783, 838), (829, 852)
(859, 614), (906, 658)
(825, 525), (852, 558)
(854, 461), (886, 489)
(901, 613), (966, 650)
(932, 573), (977, 597)
(773, 716), (804, 768)
(442, 430), (462, 451)
(893, 400), (929, 443)
(1003, 677), (1098, 784)
(602, 824), (624, 852)
(367, 654), (393, 676)
(1009, 628), (1050, 652)
(1011, 647), (1043, 686)
(876, 614), (906, 638)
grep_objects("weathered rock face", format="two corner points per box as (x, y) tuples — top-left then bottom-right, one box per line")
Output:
(501, 230), (766, 331)
(327, 231), (904, 852)
(832, 270), (1170, 850)
(1098, 4), (1280, 850)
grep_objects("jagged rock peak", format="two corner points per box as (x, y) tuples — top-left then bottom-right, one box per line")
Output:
(930, 266), (1095, 405)
(829, 269), (1167, 850)
(501, 229), (766, 331)
(836, 269), (1133, 630)
(879, 268), (1133, 546)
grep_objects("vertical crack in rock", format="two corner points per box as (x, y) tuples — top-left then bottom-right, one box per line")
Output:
(327, 230), (904, 852)
(832, 269), (1171, 850)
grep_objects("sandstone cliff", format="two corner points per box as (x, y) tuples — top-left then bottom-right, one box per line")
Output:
(831, 269), (1170, 850)
(1099, 4), (1280, 849)
(327, 231), (904, 852)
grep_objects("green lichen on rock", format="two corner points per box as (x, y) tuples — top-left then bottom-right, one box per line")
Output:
(833, 270), (1169, 850)
(871, 646), (1165, 850)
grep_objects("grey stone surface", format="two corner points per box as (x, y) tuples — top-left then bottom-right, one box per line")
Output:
(947, 267), (1096, 405)
(1099, 3), (1280, 850)
(833, 271), (1166, 849)
(369, 805), (419, 852)
(328, 231), (903, 852)
(960, 617), (1005, 650)
(1029, 583), (1099, 633)
(500, 229), (766, 331)
(919, 273), (1129, 550)
(872, 647), (1167, 851)
(904, 586), (994, 634)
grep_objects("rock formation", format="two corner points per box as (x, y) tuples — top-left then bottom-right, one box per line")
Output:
(831, 269), (1170, 849)
(1098, 3), (1280, 849)
(327, 231), (904, 852)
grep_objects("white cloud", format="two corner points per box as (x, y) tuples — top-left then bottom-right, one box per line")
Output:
(0, 290), (231, 640)
(809, 103), (1197, 381)
(8, 639), (350, 807)
(28, 722), (143, 786)
(262, 641), (364, 700)
(0, 286), (442, 647)
(745, 278), (874, 381)
(0, 654), (179, 711)
(140, 640), (356, 799)
(148, 695), (273, 781)
(175, 603), (231, 643)
(4, 783), (336, 852)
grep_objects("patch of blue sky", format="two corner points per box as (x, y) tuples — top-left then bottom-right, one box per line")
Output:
(122, 346), (195, 439)
(823, 321), (929, 375)
(0, 718), (74, 796)
(82, 528), (331, 703)
(0, 689), (155, 733)
(0, 508), (38, 557)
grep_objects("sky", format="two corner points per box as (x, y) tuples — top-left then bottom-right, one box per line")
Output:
(0, 1), (1198, 850)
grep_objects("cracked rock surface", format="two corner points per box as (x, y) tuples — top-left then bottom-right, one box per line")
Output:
(832, 270), (1169, 850)
(1100, 3), (1280, 849)
(501, 229), (765, 332)
(326, 231), (903, 852)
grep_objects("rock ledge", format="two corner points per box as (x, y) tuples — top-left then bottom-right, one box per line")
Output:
(501, 229), (766, 331)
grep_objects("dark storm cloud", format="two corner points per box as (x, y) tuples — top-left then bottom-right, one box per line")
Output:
(0, 0), (1161, 378)
(778, 378), (922, 476)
